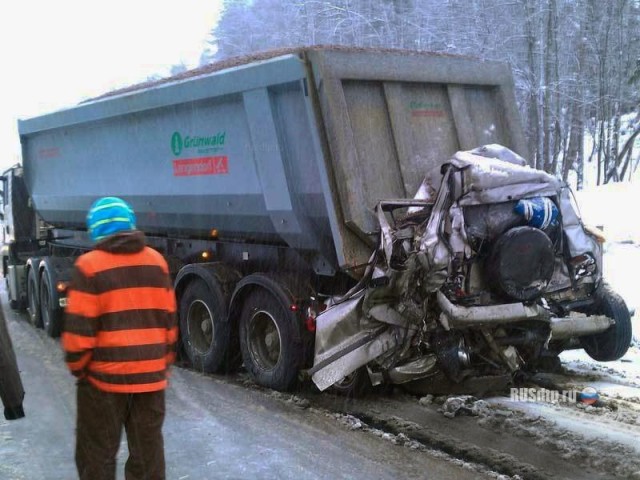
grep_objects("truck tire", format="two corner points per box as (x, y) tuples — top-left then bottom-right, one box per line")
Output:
(40, 273), (61, 337)
(179, 279), (231, 373)
(26, 268), (42, 328)
(239, 289), (302, 391)
(330, 367), (372, 398)
(581, 284), (632, 361)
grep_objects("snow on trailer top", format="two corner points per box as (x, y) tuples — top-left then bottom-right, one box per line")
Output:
(85, 45), (470, 103)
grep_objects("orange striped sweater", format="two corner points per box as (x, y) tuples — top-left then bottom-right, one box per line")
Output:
(62, 231), (177, 393)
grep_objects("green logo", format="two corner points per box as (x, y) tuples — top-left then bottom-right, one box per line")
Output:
(171, 131), (225, 156)
(171, 132), (183, 156)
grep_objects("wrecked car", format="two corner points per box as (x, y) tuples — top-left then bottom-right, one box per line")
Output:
(311, 145), (632, 395)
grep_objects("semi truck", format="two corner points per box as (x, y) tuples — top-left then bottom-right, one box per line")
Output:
(2, 47), (631, 394)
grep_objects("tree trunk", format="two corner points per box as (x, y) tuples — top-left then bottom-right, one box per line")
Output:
(617, 126), (640, 179)
(542, 0), (553, 172)
(522, 0), (541, 168)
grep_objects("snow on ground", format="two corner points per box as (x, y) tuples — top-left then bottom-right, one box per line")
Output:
(560, 346), (640, 391)
(575, 181), (640, 244)
(575, 183), (640, 343)
(480, 393), (640, 477)
(476, 342), (640, 476)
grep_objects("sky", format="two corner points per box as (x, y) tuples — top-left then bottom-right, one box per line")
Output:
(0, 0), (222, 170)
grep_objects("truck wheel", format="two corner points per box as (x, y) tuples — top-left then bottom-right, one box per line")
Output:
(40, 273), (61, 337)
(581, 284), (632, 361)
(330, 367), (372, 398)
(27, 268), (42, 328)
(239, 289), (302, 391)
(179, 279), (230, 373)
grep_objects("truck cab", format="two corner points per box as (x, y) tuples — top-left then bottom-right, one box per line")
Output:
(1, 166), (37, 309)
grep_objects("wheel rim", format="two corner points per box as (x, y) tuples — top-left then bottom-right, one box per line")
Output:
(41, 284), (50, 330)
(334, 371), (358, 389)
(247, 310), (282, 371)
(28, 278), (38, 322)
(187, 299), (214, 354)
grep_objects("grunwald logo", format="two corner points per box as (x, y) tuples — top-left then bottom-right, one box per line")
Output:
(171, 132), (183, 156)
(171, 131), (226, 157)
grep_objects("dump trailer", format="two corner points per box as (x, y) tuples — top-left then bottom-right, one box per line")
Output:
(2, 48), (631, 394)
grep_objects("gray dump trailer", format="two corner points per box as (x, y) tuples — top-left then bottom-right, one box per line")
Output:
(2, 48), (631, 394)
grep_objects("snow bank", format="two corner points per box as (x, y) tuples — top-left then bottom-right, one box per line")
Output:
(575, 182), (640, 244)
(574, 182), (640, 343)
(602, 243), (640, 344)
(560, 346), (640, 388)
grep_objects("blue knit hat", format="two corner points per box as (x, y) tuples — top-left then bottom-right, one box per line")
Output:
(87, 197), (137, 243)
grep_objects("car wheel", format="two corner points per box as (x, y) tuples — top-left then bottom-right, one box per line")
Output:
(330, 367), (372, 397)
(581, 283), (632, 361)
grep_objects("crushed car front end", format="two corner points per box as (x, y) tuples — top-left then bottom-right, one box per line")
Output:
(310, 146), (632, 395)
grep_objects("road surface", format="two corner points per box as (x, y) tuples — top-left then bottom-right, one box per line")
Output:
(0, 285), (491, 480)
(3, 281), (639, 479)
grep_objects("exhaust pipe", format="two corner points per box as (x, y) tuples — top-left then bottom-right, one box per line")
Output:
(549, 315), (613, 339)
(437, 291), (613, 338)
(436, 291), (547, 327)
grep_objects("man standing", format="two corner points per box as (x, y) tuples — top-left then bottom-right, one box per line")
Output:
(0, 301), (25, 421)
(62, 197), (177, 480)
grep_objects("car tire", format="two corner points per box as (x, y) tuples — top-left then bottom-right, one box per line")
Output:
(179, 279), (231, 373)
(239, 289), (302, 391)
(581, 283), (632, 361)
(330, 367), (372, 398)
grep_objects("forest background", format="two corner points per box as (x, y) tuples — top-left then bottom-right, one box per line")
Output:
(192, 0), (640, 189)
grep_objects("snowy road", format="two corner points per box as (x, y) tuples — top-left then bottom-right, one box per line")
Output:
(2, 235), (639, 480)
(0, 285), (491, 480)
(298, 342), (640, 479)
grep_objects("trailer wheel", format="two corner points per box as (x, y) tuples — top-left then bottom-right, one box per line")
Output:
(239, 289), (302, 391)
(179, 279), (231, 373)
(40, 273), (61, 337)
(26, 268), (42, 328)
(581, 283), (632, 361)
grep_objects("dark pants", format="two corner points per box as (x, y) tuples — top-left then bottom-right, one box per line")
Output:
(0, 304), (25, 420)
(76, 381), (166, 480)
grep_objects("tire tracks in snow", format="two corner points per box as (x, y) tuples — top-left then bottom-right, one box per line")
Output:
(301, 391), (605, 480)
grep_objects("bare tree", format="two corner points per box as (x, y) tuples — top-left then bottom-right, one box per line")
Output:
(203, 0), (640, 188)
